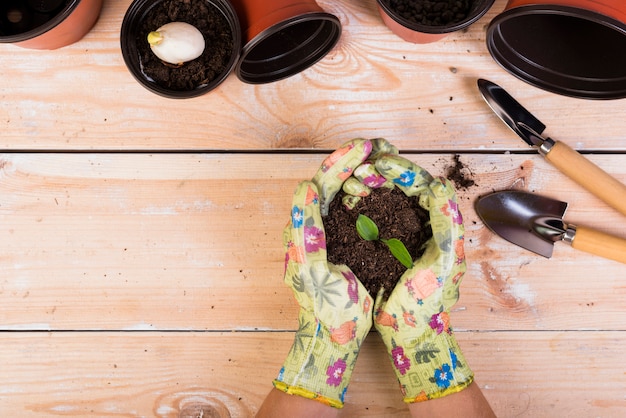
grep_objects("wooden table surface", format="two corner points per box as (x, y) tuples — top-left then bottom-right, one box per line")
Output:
(1, 0), (625, 416)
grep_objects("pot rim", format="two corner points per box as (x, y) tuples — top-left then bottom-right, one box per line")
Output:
(376, 0), (496, 35)
(487, 4), (626, 100)
(235, 11), (341, 84)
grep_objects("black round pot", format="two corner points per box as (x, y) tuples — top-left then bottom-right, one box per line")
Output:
(487, 3), (626, 100)
(0, 0), (102, 49)
(120, 0), (241, 99)
(376, 0), (496, 43)
(236, 12), (341, 84)
(228, 0), (341, 84)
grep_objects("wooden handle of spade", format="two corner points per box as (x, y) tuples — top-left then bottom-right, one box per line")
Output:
(572, 226), (626, 264)
(546, 141), (626, 217)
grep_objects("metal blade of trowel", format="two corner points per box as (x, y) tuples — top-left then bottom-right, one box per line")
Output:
(476, 190), (626, 263)
(475, 191), (569, 258)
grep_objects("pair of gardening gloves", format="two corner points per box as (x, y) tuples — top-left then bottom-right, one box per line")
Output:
(273, 138), (473, 408)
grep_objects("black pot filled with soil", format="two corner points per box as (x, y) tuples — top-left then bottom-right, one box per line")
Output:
(376, 0), (496, 43)
(121, 0), (241, 99)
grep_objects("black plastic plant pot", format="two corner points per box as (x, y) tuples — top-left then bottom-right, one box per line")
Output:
(235, 12), (341, 84)
(487, 5), (626, 100)
(120, 0), (242, 99)
(0, 0), (103, 49)
(376, 0), (496, 43)
(228, 0), (341, 84)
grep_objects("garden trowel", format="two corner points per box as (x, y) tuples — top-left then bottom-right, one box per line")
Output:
(477, 78), (626, 217)
(475, 190), (626, 264)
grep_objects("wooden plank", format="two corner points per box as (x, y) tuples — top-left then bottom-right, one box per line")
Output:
(0, 0), (624, 151)
(1, 153), (625, 331)
(0, 331), (624, 417)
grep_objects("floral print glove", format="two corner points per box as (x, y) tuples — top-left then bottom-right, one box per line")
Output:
(273, 140), (375, 408)
(371, 154), (474, 403)
(313, 138), (398, 215)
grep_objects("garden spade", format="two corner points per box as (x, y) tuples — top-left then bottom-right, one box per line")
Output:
(477, 79), (626, 217)
(475, 191), (626, 264)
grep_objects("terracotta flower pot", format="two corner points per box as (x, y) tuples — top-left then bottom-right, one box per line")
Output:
(376, 0), (495, 43)
(0, 0), (103, 49)
(487, 0), (626, 99)
(229, 0), (341, 83)
(120, 0), (241, 99)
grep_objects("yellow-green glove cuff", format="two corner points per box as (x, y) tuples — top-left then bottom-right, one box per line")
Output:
(273, 309), (362, 409)
(386, 319), (474, 403)
(272, 380), (343, 408)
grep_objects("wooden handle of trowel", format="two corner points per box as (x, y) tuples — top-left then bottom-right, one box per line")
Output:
(546, 141), (626, 217)
(572, 226), (626, 264)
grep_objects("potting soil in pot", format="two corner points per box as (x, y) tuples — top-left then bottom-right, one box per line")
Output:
(136, 0), (234, 91)
(382, 0), (472, 26)
(323, 186), (432, 298)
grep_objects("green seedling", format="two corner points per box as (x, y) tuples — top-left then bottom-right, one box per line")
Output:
(356, 214), (414, 269)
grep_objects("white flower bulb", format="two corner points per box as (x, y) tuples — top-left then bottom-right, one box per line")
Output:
(147, 22), (205, 65)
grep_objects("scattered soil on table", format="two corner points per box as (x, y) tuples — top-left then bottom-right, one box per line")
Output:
(446, 154), (476, 190)
(136, 0), (234, 91)
(382, 0), (472, 26)
(323, 187), (432, 298)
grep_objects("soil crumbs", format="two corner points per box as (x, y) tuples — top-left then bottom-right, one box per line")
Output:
(446, 154), (476, 190)
(136, 0), (234, 91)
(324, 187), (432, 298)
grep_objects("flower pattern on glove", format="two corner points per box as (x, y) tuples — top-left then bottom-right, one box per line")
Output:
(330, 319), (357, 345)
(405, 269), (442, 302)
(393, 170), (416, 187)
(344, 271), (359, 305)
(304, 225), (325, 253)
(326, 358), (348, 387)
(375, 308), (399, 331)
(363, 297), (372, 315)
(292, 206), (304, 228)
(434, 363), (453, 388)
(403, 309), (417, 328)
(392, 345), (411, 375)
(442, 199), (463, 225)
(364, 173), (388, 188)
(454, 237), (465, 265)
(429, 312), (451, 335)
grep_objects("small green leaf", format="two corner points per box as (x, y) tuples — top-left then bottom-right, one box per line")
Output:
(356, 214), (379, 241)
(357, 215), (413, 270)
(382, 238), (414, 269)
